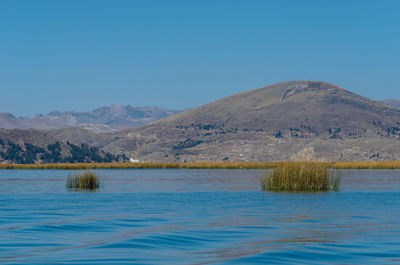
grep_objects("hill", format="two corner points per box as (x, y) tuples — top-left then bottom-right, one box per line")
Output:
(47, 127), (104, 145)
(382, 99), (400, 109)
(0, 128), (125, 164)
(100, 81), (400, 162)
(0, 105), (182, 132)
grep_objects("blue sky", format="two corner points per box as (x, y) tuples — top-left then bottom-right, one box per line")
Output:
(1, 0), (399, 116)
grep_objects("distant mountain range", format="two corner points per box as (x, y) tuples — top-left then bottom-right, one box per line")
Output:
(0, 105), (182, 132)
(2, 82), (400, 163)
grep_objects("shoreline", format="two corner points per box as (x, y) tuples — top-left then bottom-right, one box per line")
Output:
(1, 161), (400, 170)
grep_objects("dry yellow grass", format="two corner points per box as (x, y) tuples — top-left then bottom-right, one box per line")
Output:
(261, 162), (340, 192)
(67, 171), (101, 190)
(1, 161), (400, 170)
(0, 162), (279, 170)
(331, 161), (400, 169)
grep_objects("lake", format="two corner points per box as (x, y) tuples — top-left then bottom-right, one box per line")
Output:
(1, 169), (400, 264)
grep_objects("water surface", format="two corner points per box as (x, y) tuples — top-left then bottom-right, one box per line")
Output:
(1, 169), (399, 264)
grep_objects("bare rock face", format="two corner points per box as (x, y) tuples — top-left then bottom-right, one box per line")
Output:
(98, 81), (400, 162)
(280, 81), (336, 101)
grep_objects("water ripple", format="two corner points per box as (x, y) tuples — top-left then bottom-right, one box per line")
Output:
(0, 169), (400, 264)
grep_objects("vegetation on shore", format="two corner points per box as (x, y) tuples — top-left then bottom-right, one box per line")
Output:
(261, 162), (340, 192)
(332, 161), (400, 169)
(66, 171), (101, 190)
(0, 140), (125, 164)
(1, 161), (400, 170)
(0, 161), (279, 169)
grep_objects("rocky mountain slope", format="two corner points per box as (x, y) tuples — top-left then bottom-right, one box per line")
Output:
(0, 128), (125, 164)
(0, 105), (181, 132)
(382, 99), (400, 109)
(100, 81), (400, 162)
(0, 113), (29, 129)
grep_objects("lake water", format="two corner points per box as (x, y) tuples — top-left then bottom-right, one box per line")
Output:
(1, 169), (400, 264)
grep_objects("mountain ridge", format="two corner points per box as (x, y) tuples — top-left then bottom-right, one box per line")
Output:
(0, 105), (182, 132)
(382, 99), (400, 109)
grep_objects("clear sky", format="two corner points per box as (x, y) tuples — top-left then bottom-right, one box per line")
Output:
(1, 0), (399, 117)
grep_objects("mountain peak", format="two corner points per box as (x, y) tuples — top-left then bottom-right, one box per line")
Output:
(0, 112), (17, 118)
(279, 81), (340, 101)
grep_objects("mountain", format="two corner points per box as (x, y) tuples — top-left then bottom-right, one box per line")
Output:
(382, 99), (400, 109)
(100, 81), (400, 162)
(0, 128), (125, 164)
(47, 127), (104, 145)
(0, 113), (29, 129)
(1, 105), (182, 132)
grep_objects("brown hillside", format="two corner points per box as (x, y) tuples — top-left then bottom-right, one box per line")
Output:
(99, 81), (400, 162)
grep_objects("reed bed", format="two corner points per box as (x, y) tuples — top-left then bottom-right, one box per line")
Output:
(1, 161), (400, 170)
(332, 161), (400, 169)
(0, 162), (280, 170)
(66, 171), (101, 190)
(261, 162), (340, 192)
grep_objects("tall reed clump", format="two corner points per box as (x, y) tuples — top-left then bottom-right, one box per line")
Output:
(66, 171), (101, 190)
(261, 162), (340, 192)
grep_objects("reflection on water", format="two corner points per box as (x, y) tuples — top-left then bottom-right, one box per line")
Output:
(0, 169), (400, 264)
